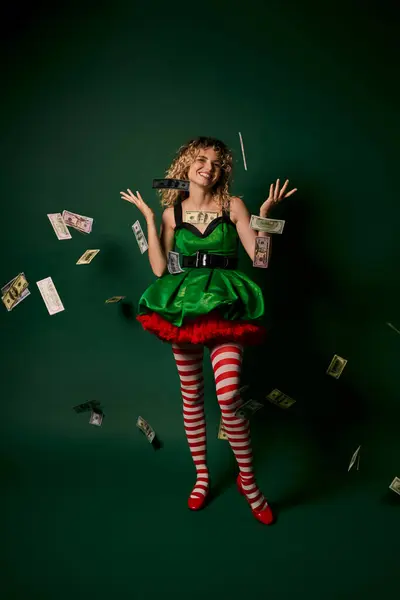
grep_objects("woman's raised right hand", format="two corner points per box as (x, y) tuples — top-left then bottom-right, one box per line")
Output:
(120, 188), (155, 222)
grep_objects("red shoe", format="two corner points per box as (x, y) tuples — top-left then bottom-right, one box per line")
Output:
(188, 487), (209, 511)
(237, 474), (274, 525)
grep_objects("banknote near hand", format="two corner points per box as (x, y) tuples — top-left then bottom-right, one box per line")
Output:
(132, 220), (148, 254)
(250, 215), (285, 234)
(253, 236), (271, 268)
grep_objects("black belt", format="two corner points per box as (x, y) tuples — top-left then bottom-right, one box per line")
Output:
(181, 252), (237, 269)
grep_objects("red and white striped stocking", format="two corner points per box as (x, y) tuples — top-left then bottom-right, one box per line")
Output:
(172, 342), (209, 507)
(210, 342), (269, 513)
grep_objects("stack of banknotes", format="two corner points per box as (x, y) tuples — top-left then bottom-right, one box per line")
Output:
(1, 273), (29, 311)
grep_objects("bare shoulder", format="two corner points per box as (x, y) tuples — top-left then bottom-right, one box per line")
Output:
(162, 206), (175, 228)
(229, 196), (249, 224)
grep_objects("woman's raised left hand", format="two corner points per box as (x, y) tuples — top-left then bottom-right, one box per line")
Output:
(259, 178), (297, 217)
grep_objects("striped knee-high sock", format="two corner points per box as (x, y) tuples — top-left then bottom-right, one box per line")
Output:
(210, 342), (268, 512)
(172, 342), (209, 501)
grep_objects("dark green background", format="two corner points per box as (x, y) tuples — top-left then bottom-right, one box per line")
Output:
(1, 0), (399, 598)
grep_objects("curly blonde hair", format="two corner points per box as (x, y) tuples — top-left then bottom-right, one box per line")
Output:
(158, 136), (234, 212)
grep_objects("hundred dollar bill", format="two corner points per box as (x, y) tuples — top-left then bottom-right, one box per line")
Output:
(326, 354), (347, 379)
(167, 251), (184, 274)
(184, 210), (219, 225)
(89, 410), (103, 426)
(266, 388), (296, 409)
(76, 249), (100, 264)
(348, 445), (361, 471)
(217, 415), (228, 440)
(389, 476), (400, 496)
(73, 400), (101, 414)
(105, 296), (126, 303)
(250, 214), (285, 234)
(152, 178), (190, 191)
(62, 210), (93, 234)
(235, 399), (264, 419)
(132, 220), (148, 254)
(47, 213), (72, 240)
(1, 273), (30, 311)
(253, 235), (271, 268)
(36, 276), (65, 315)
(136, 416), (155, 444)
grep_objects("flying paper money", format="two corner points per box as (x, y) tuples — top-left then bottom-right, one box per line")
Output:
(253, 236), (271, 268)
(235, 399), (264, 419)
(152, 178), (190, 191)
(136, 416), (155, 444)
(266, 389), (296, 409)
(105, 296), (126, 303)
(348, 445), (361, 471)
(62, 210), (93, 234)
(1, 273), (30, 311)
(36, 276), (65, 315)
(167, 251), (184, 274)
(326, 354), (347, 379)
(47, 213), (72, 240)
(217, 416), (228, 440)
(249, 215), (285, 234)
(132, 220), (148, 254)
(89, 410), (103, 426)
(238, 132), (247, 171)
(184, 210), (219, 225)
(76, 249), (100, 264)
(389, 477), (400, 496)
(386, 322), (400, 336)
(73, 400), (101, 414)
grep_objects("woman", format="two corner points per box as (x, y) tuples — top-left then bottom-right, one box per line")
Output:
(121, 136), (297, 525)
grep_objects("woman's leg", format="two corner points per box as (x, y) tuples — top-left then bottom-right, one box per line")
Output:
(209, 342), (272, 521)
(172, 342), (208, 509)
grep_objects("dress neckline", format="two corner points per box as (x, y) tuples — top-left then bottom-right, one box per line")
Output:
(173, 202), (235, 239)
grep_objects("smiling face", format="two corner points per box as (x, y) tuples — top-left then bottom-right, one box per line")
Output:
(187, 146), (222, 189)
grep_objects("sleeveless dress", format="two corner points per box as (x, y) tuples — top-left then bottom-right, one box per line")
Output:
(136, 201), (267, 347)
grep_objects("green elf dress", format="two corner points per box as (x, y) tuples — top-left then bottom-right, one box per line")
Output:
(136, 201), (266, 346)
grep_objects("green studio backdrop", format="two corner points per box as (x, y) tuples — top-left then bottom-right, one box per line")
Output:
(1, 1), (399, 599)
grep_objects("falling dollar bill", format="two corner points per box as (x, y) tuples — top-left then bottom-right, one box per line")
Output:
(136, 416), (155, 444)
(184, 210), (219, 225)
(386, 322), (400, 335)
(217, 415), (228, 440)
(1, 273), (30, 311)
(167, 251), (184, 274)
(36, 276), (65, 315)
(253, 235), (271, 268)
(132, 220), (148, 254)
(326, 354), (347, 379)
(47, 213), (72, 240)
(348, 445), (361, 471)
(235, 399), (264, 419)
(89, 410), (103, 426)
(152, 178), (190, 191)
(389, 477), (400, 496)
(105, 296), (126, 303)
(266, 388), (296, 409)
(249, 215), (285, 234)
(76, 249), (100, 264)
(62, 210), (93, 234)
(238, 132), (247, 171)
(73, 400), (101, 414)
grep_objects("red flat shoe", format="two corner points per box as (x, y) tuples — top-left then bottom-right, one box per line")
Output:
(236, 474), (274, 525)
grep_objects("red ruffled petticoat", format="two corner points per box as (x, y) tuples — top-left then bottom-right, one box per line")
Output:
(136, 309), (266, 347)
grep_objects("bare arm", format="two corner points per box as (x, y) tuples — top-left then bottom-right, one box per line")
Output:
(146, 208), (175, 277)
(230, 196), (271, 262)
